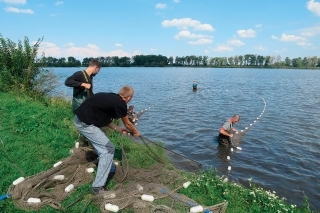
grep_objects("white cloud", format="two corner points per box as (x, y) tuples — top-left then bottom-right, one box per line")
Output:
(271, 34), (305, 42)
(253, 45), (267, 51)
(5, 6), (33, 14)
(237, 29), (256, 38)
(275, 48), (288, 53)
(204, 49), (209, 54)
(194, 23), (214, 31)
(174, 30), (213, 40)
(1, 0), (26, 4)
(162, 18), (214, 31)
(214, 44), (233, 52)
(55, 1), (64, 6)
(38, 41), (139, 59)
(306, 0), (320, 17)
(227, 38), (245, 46)
(155, 3), (166, 9)
(50, 14), (56, 17)
(296, 41), (313, 48)
(188, 38), (213, 45)
(37, 42), (61, 57)
(300, 25), (320, 36)
(150, 48), (157, 51)
(255, 24), (262, 28)
(64, 42), (74, 47)
(173, 0), (180, 3)
(115, 43), (123, 47)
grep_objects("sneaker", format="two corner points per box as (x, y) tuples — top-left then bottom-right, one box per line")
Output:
(92, 186), (108, 195)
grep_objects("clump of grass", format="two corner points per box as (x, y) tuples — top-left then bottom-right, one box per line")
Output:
(179, 171), (315, 213)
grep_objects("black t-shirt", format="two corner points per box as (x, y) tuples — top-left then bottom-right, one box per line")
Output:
(65, 70), (93, 97)
(75, 92), (127, 127)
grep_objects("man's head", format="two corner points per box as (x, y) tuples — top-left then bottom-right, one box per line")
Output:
(119, 86), (134, 103)
(88, 59), (102, 76)
(231, 114), (240, 124)
(128, 105), (134, 112)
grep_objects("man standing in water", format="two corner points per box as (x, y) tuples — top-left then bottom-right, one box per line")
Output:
(192, 81), (198, 91)
(74, 85), (140, 194)
(65, 59), (101, 146)
(218, 114), (240, 147)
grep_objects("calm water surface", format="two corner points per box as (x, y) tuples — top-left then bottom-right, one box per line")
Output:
(54, 67), (320, 211)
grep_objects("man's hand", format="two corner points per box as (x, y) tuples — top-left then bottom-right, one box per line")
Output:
(229, 134), (234, 138)
(132, 131), (140, 137)
(81, 83), (91, 89)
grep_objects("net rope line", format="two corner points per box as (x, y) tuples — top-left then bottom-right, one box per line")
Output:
(139, 135), (202, 169)
(135, 88), (267, 145)
(134, 88), (267, 173)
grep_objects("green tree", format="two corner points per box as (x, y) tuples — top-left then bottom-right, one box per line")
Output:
(292, 57), (302, 67)
(257, 55), (264, 67)
(264, 56), (271, 67)
(168, 56), (174, 66)
(238, 55), (243, 67)
(284, 57), (291, 67)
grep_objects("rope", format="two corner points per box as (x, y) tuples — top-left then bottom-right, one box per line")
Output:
(118, 133), (130, 183)
(63, 193), (86, 211)
(139, 136), (166, 165)
(139, 135), (202, 167)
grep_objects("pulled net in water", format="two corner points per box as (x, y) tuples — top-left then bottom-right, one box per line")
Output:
(8, 135), (228, 213)
(230, 131), (246, 147)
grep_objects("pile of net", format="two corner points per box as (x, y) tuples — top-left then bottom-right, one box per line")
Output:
(8, 138), (228, 213)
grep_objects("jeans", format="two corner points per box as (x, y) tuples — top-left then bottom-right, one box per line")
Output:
(74, 115), (115, 188)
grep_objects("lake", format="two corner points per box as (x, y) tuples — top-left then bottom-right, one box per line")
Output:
(53, 67), (320, 211)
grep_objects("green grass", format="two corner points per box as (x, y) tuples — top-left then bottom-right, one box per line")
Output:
(0, 91), (316, 213)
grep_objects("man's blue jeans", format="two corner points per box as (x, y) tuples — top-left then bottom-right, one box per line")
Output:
(74, 115), (115, 188)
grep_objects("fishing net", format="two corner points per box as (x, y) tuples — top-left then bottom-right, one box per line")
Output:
(7, 135), (228, 213)
(8, 147), (96, 211)
(230, 131), (246, 147)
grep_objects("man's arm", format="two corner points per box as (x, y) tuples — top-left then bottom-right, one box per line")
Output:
(219, 128), (233, 137)
(65, 71), (91, 89)
(121, 116), (140, 136)
(107, 122), (126, 133)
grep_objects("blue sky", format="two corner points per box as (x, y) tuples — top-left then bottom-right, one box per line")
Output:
(1, 0), (320, 61)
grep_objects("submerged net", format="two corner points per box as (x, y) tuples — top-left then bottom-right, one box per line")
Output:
(230, 131), (246, 147)
(7, 134), (228, 213)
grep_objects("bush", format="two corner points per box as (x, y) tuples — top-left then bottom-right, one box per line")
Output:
(0, 34), (58, 99)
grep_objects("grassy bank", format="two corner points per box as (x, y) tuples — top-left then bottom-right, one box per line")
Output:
(0, 92), (316, 213)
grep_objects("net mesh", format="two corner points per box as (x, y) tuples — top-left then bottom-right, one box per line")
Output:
(230, 131), (246, 147)
(8, 136), (228, 213)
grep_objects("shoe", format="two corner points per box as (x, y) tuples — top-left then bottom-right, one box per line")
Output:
(92, 186), (108, 195)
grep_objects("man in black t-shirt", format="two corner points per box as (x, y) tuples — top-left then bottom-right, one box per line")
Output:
(74, 86), (140, 195)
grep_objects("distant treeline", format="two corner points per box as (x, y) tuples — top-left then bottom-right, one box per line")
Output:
(44, 54), (320, 69)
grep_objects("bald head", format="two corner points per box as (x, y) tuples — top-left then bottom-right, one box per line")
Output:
(231, 114), (240, 124)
